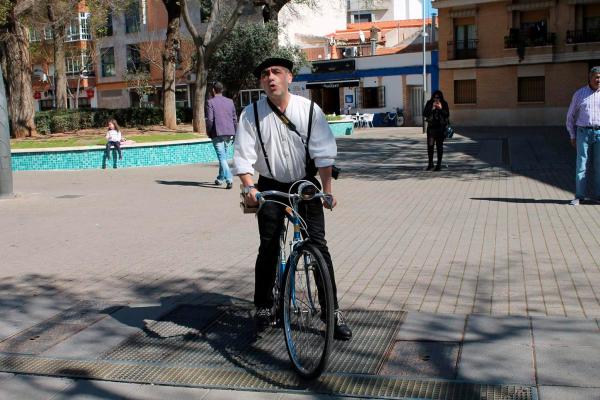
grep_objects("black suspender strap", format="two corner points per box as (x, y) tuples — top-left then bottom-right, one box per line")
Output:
(265, 97), (315, 164)
(255, 98), (316, 178)
(253, 101), (273, 177)
(307, 99), (314, 151)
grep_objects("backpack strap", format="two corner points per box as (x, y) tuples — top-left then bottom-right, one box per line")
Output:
(253, 100), (273, 177)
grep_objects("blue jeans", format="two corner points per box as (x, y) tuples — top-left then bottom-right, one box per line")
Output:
(212, 136), (234, 183)
(575, 127), (600, 199)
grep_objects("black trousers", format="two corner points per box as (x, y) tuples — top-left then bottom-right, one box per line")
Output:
(254, 176), (339, 310)
(106, 141), (122, 158)
(427, 127), (445, 166)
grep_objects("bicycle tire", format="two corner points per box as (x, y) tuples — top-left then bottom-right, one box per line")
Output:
(282, 243), (334, 379)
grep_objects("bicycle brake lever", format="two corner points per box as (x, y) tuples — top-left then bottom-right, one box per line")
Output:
(255, 193), (265, 215)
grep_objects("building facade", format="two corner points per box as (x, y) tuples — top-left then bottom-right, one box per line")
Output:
(347, 0), (425, 23)
(278, 0), (437, 125)
(434, 0), (600, 126)
(292, 50), (438, 125)
(30, 0), (203, 111)
(30, 2), (97, 110)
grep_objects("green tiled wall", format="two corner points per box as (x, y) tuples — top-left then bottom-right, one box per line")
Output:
(329, 122), (354, 137)
(12, 122), (349, 171)
(11, 140), (233, 171)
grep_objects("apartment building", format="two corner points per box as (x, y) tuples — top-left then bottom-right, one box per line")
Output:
(347, 0), (424, 23)
(93, 0), (201, 109)
(30, 3), (97, 110)
(30, 0), (203, 111)
(279, 0), (437, 125)
(435, 0), (600, 126)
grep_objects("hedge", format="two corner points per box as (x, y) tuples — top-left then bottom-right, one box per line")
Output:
(34, 107), (194, 134)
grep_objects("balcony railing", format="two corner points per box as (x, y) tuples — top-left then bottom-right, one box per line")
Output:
(566, 29), (600, 44)
(504, 32), (556, 48)
(447, 40), (478, 60)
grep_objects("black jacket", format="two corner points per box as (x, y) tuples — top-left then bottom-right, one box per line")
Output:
(423, 99), (450, 130)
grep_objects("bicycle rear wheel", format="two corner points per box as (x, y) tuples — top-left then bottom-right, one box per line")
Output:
(282, 243), (334, 379)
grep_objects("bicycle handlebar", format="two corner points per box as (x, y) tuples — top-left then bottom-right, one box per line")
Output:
(256, 190), (333, 209)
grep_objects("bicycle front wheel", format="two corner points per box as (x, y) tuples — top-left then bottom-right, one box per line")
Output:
(282, 243), (334, 379)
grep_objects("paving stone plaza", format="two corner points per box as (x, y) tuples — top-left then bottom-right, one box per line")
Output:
(1, 127), (599, 399)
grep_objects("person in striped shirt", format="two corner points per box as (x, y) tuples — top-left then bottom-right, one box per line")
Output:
(566, 66), (600, 205)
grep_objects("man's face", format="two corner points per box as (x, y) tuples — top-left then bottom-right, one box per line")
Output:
(590, 72), (600, 90)
(259, 66), (292, 97)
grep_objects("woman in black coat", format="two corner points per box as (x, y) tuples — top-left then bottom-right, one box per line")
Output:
(423, 90), (450, 171)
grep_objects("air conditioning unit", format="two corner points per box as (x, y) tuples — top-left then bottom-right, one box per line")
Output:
(343, 47), (357, 58)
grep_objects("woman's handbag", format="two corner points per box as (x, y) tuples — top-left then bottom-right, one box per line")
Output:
(445, 122), (455, 139)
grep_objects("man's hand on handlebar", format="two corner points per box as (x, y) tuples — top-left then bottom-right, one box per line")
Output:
(323, 193), (337, 210)
(245, 188), (259, 207)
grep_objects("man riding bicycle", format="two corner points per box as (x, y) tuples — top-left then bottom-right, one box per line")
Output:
(232, 56), (352, 341)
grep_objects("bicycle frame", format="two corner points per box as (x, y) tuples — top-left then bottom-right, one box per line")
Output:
(256, 183), (335, 378)
(276, 200), (310, 315)
(258, 184), (328, 321)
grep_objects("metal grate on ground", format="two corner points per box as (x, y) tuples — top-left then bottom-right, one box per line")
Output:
(0, 306), (537, 399)
(0, 301), (121, 354)
(0, 353), (536, 399)
(102, 306), (403, 374)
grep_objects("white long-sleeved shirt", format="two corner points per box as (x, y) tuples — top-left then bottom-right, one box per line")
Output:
(232, 94), (337, 183)
(566, 85), (600, 139)
(106, 129), (122, 142)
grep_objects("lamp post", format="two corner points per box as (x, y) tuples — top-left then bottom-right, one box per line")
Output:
(422, 0), (428, 133)
(0, 66), (13, 198)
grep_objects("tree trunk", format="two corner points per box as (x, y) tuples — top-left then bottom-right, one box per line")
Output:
(0, 66), (14, 198)
(54, 39), (68, 109)
(48, 3), (67, 109)
(75, 76), (81, 109)
(162, 0), (181, 130)
(192, 50), (208, 133)
(2, 17), (36, 138)
(260, 0), (287, 22)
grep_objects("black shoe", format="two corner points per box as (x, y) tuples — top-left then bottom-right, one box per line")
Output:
(255, 307), (272, 331)
(434, 165), (441, 171)
(333, 310), (352, 341)
(426, 164), (434, 171)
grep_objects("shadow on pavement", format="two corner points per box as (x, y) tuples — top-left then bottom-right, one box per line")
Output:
(155, 180), (227, 189)
(336, 127), (576, 199)
(471, 197), (571, 205)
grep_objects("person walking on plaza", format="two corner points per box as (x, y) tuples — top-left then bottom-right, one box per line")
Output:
(105, 119), (123, 160)
(423, 90), (450, 171)
(232, 57), (352, 341)
(566, 66), (600, 205)
(206, 81), (237, 189)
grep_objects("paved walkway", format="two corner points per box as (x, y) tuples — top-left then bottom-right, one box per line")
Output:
(1, 127), (599, 399)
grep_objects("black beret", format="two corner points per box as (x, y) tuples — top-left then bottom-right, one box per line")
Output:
(253, 57), (294, 79)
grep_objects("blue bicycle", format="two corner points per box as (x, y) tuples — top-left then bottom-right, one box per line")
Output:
(256, 181), (335, 379)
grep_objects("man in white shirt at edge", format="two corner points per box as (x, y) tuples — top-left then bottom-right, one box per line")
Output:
(232, 57), (352, 341)
(566, 66), (600, 205)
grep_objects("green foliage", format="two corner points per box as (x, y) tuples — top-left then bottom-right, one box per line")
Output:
(34, 108), (195, 134)
(208, 21), (308, 97)
(0, 0), (11, 25)
(325, 115), (344, 121)
(200, 0), (212, 22)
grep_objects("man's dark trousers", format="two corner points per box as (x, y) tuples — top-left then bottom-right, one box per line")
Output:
(254, 176), (339, 311)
